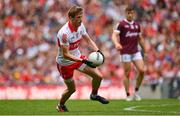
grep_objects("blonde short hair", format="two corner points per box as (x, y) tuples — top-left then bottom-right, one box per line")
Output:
(68, 6), (83, 18)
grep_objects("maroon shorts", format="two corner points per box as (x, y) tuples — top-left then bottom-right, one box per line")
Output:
(57, 55), (86, 79)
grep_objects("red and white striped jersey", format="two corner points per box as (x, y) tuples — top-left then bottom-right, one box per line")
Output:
(56, 21), (87, 66)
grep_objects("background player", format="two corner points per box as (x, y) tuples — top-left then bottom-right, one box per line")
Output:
(112, 5), (146, 101)
(56, 6), (109, 112)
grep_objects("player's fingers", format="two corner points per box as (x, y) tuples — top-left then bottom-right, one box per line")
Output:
(117, 46), (122, 50)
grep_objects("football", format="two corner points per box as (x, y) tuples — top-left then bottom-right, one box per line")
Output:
(88, 52), (104, 66)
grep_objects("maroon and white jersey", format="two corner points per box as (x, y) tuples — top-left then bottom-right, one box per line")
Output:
(114, 19), (141, 54)
(56, 22), (87, 66)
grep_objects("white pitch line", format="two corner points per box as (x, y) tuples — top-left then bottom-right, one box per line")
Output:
(123, 104), (180, 114)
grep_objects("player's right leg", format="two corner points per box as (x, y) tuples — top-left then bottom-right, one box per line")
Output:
(56, 63), (77, 112)
(56, 79), (76, 112)
(122, 62), (132, 101)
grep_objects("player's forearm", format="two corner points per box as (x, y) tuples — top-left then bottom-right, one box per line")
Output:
(63, 53), (82, 62)
(89, 39), (99, 51)
(83, 34), (98, 51)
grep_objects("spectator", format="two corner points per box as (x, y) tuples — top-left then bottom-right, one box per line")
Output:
(0, 0), (179, 94)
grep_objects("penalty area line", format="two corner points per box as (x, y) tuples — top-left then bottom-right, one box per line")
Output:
(123, 104), (180, 114)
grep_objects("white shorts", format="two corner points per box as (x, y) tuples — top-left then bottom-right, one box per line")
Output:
(120, 52), (143, 62)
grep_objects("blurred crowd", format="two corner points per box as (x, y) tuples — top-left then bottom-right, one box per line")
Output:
(0, 0), (179, 95)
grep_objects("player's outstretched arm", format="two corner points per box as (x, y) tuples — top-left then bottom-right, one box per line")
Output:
(82, 34), (105, 63)
(82, 34), (99, 51)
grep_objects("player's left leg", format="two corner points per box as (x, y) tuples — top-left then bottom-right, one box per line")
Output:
(132, 59), (145, 100)
(131, 52), (146, 100)
(79, 66), (109, 104)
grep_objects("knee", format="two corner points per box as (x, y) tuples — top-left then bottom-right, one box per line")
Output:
(95, 73), (103, 81)
(99, 77), (102, 81)
(124, 70), (131, 77)
(68, 88), (76, 94)
(139, 68), (145, 74)
(96, 75), (102, 81)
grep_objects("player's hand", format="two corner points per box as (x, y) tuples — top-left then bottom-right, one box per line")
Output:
(97, 50), (105, 63)
(115, 44), (122, 50)
(141, 51), (148, 61)
(144, 53), (148, 61)
(141, 52), (148, 72)
(82, 59), (96, 68)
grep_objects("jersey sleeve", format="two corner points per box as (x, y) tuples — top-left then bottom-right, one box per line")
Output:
(113, 23), (120, 33)
(57, 32), (69, 46)
(81, 23), (88, 35)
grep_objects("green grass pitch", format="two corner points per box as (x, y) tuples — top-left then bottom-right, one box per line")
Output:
(0, 99), (180, 115)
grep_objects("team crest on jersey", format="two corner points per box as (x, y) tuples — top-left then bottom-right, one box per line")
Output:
(62, 33), (68, 43)
(70, 36), (75, 40)
(125, 25), (129, 28)
(80, 31), (83, 35)
(135, 25), (138, 29)
(130, 25), (134, 29)
(76, 33), (79, 38)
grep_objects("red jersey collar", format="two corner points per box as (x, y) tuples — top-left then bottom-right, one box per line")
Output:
(68, 21), (78, 32)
